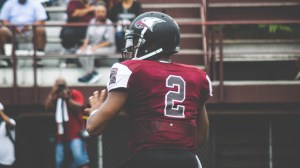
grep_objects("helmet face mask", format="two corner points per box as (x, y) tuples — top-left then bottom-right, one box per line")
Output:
(122, 30), (146, 60)
(122, 12), (180, 61)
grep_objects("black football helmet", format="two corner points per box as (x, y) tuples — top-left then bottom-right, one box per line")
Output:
(122, 11), (180, 60)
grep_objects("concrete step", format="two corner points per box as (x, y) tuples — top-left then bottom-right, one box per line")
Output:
(45, 26), (62, 39)
(172, 49), (205, 65)
(177, 18), (202, 34)
(181, 34), (203, 49)
(208, 2), (300, 7)
(48, 12), (67, 21)
(0, 49), (205, 87)
(46, 3), (202, 21)
(216, 61), (299, 80)
(143, 3), (201, 8)
(223, 80), (300, 85)
(211, 40), (300, 61)
(45, 18), (202, 34)
(0, 66), (111, 87)
(45, 33), (203, 51)
(207, 6), (300, 21)
(44, 20), (203, 52)
(143, 3), (201, 18)
(223, 39), (300, 44)
(45, 3), (201, 11)
(140, 0), (200, 3)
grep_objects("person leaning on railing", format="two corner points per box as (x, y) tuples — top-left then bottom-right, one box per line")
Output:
(0, 0), (47, 66)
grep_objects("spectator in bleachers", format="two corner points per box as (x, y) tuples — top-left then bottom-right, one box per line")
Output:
(0, 102), (16, 168)
(77, 4), (116, 83)
(0, 0), (47, 66)
(108, 0), (143, 52)
(104, 0), (117, 11)
(59, 0), (95, 67)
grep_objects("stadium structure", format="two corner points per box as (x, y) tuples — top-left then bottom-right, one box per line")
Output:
(0, 0), (299, 167)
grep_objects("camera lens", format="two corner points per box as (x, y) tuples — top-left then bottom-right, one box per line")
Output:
(57, 84), (66, 92)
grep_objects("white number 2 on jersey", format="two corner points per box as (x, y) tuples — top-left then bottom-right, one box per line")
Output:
(164, 75), (186, 118)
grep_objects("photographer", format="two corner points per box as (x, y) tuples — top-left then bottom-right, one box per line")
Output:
(45, 78), (90, 168)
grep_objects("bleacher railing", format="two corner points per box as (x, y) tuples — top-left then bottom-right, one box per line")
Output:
(1, 20), (300, 103)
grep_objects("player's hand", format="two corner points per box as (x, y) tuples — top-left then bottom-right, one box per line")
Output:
(85, 89), (107, 115)
(1, 114), (15, 128)
(91, 89), (107, 107)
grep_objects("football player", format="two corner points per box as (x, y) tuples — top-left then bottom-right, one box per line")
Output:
(86, 11), (213, 168)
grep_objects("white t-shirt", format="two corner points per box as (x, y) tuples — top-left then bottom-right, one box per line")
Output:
(0, 118), (16, 165)
(86, 18), (116, 46)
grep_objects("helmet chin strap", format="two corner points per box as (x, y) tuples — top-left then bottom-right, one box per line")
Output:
(134, 48), (163, 60)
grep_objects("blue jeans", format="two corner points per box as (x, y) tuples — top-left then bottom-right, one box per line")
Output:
(55, 138), (89, 168)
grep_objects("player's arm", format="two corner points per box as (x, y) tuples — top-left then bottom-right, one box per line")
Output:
(196, 103), (209, 147)
(86, 89), (128, 136)
(0, 110), (14, 127)
(71, 5), (95, 17)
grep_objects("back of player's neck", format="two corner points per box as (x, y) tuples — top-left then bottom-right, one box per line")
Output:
(157, 58), (171, 63)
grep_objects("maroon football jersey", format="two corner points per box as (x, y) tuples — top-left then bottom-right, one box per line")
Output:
(107, 60), (212, 152)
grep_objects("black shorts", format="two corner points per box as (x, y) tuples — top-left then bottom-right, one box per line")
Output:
(115, 148), (202, 168)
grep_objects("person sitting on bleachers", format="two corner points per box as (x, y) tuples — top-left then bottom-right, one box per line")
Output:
(77, 4), (116, 83)
(0, 0), (47, 66)
(59, 0), (95, 67)
(108, 0), (143, 52)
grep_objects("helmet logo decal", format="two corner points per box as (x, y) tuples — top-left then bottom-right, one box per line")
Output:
(135, 17), (166, 32)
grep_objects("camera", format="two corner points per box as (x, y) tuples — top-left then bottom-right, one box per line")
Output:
(57, 83), (66, 93)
